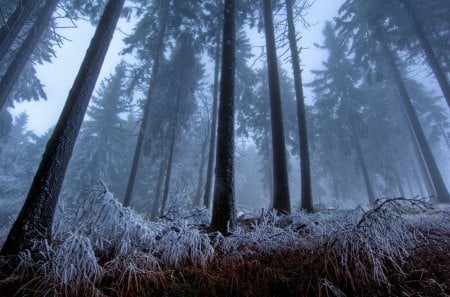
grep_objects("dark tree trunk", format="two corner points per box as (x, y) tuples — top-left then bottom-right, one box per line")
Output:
(122, 1), (169, 207)
(0, 0), (124, 256)
(285, 0), (313, 212)
(150, 163), (165, 220)
(399, 0), (450, 108)
(160, 124), (177, 216)
(210, 0), (236, 234)
(381, 39), (450, 203)
(262, 0), (291, 213)
(203, 24), (221, 209)
(194, 133), (208, 206)
(0, 0), (58, 112)
(354, 135), (376, 204)
(0, 0), (39, 63)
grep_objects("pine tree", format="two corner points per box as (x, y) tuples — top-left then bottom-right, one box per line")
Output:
(1, 0), (125, 257)
(210, 0), (236, 234)
(285, 0), (313, 212)
(262, 0), (291, 213)
(0, 0), (58, 112)
(62, 62), (130, 203)
(0, 0), (39, 63)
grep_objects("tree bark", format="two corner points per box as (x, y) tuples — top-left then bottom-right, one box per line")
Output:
(412, 167), (425, 197)
(399, 0), (450, 109)
(285, 0), (313, 212)
(381, 38), (450, 203)
(354, 135), (376, 204)
(194, 132), (208, 206)
(1, 0), (125, 256)
(393, 166), (406, 198)
(210, 0), (236, 234)
(203, 23), (221, 209)
(150, 162), (165, 220)
(0, 0), (58, 112)
(0, 0), (39, 63)
(262, 0), (291, 213)
(160, 126), (177, 216)
(122, 1), (169, 207)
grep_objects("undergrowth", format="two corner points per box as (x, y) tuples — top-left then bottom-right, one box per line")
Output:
(0, 187), (449, 297)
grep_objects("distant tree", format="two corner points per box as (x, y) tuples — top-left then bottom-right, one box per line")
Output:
(202, 3), (222, 209)
(394, 0), (450, 108)
(1, 0), (125, 257)
(0, 0), (39, 63)
(0, 0), (58, 112)
(337, 0), (450, 203)
(262, 0), (291, 213)
(158, 36), (203, 215)
(62, 62), (130, 203)
(122, 0), (169, 207)
(378, 36), (450, 203)
(285, 0), (313, 212)
(210, 0), (236, 234)
(310, 22), (375, 204)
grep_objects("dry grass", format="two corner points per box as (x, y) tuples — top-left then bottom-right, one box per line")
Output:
(0, 193), (449, 297)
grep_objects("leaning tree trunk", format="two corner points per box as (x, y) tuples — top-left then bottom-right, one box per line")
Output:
(263, 0), (291, 213)
(0, 0), (39, 63)
(380, 38), (450, 203)
(0, 0), (58, 112)
(203, 24), (221, 209)
(285, 0), (313, 212)
(122, 1), (169, 207)
(399, 0), (450, 109)
(1, 0), (125, 256)
(210, 0), (236, 234)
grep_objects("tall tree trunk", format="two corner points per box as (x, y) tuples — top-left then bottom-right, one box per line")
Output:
(160, 123), (177, 216)
(123, 1), (169, 207)
(406, 175), (414, 198)
(380, 38), (450, 203)
(210, 0), (236, 234)
(203, 24), (221, 208)
(402, 107), (435, 196)
(262, 0), (291, 213)
(393, 166), (406, 198)
(150, 162), (165, 220)
(332, 171), (340, 201)
(0, 0), (58, 112)
(399, 0), (450, 109)
(194, 132), (208, 206)
(413, 167), (425, 197)
(1, 0), (124, 256)
(285, 0), (313, 212)
(437, 121), (450, 150)
(354, 135), (375, 204)
(0, 0), (39, 63)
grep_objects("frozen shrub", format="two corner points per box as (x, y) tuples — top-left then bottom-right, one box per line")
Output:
(52, 232), (101, 287)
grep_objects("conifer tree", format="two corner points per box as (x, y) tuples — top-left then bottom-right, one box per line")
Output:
(1, 0), (125, 256)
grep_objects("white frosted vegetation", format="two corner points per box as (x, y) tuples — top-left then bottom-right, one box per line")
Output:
(1, 188), (449, 296)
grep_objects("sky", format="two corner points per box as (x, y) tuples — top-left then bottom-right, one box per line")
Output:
(11, 0), (343, 135)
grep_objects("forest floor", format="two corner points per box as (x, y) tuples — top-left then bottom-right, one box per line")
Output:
(0, 191), (449, 297)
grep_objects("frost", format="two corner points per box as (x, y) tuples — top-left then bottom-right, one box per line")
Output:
(52, 232), (100, 286)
